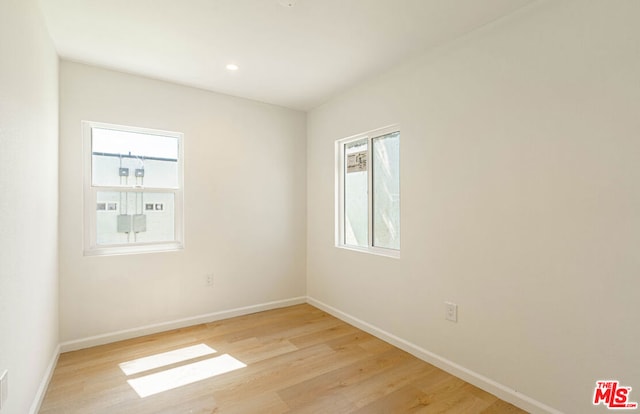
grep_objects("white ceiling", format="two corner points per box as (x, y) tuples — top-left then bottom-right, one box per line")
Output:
(38, 0), (534, 111)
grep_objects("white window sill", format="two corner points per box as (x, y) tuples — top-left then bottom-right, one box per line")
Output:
(84, 242), (183, 257)
(336, 244), (400, 259)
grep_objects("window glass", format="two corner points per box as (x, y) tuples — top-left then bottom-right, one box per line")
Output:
(96, 191), (175, 245)
(372, 132), (400, 249)
(92, 127), (179, 188)
(344, 138), (368, 247)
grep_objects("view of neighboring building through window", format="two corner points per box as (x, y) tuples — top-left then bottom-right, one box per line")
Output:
(338, 126), (400, 256)
(83, 121), (183, 255)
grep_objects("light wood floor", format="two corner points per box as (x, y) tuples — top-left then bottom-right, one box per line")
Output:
(40, 304), (526, 413)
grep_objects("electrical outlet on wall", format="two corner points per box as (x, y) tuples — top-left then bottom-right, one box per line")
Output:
(0, 369), (8, 410)
(445, 302), (458, 322)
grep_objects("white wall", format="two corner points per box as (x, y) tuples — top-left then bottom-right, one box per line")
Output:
(307, 1), (640, 413)
(0, 0), (59, 412)
(59, 62), (307, 343)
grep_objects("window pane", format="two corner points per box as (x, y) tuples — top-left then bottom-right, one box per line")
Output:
(372, 132), (400, 250)
(96, 191), (174, 245)
(344, 139), (368, 247)
(92, 127), (179, 188)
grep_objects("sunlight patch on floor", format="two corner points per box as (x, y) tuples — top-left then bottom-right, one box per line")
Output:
(127, 353), (247, 398)
(119, 344), (217, 376)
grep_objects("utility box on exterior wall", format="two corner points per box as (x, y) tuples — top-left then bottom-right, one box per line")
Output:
(133, 214), (146, 233)
(117, 214), (132, 233)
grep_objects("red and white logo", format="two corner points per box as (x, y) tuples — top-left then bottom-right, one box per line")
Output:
(594, 381), (638, 410)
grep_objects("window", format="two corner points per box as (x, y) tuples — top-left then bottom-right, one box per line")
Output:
(83, 121), (184, 255)
(336, 125), (400, 257)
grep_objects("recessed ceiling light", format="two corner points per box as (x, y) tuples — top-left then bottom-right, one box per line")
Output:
(226, 64), (239, 71)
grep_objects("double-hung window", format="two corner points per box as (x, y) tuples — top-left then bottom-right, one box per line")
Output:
(336, 125), (400, 257)
(83, 121), (184, 256)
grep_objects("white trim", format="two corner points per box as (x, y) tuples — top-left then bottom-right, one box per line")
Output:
(306, 296), (564, 414)
(59, 297), (307, 352)
(29, 344), (60, 414)
(334, 138), (344, 247)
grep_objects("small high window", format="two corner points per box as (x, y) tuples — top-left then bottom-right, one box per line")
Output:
(83, 121), (184, 255)
(336, 125), (400, 257)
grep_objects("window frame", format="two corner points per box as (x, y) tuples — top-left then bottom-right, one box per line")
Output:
(82, 121), (184, 256)
(335, 124), (400, 258)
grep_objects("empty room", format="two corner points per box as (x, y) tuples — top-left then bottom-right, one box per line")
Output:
(1, 0), (638, 413)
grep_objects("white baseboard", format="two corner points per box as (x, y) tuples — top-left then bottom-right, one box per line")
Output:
(306, 296), (563, 414)
(29, 343), (60, 414)
(59, 296), (307, 353)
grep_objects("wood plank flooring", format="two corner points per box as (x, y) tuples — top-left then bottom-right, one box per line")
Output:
(40, 304), (527, 413)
